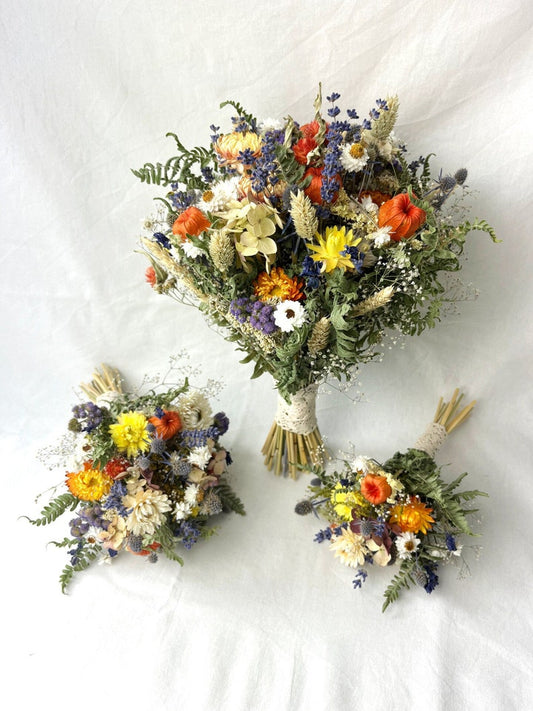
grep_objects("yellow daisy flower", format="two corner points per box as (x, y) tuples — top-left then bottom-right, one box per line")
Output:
(109, 411), (150, 458)
(307, 226), (362, 273)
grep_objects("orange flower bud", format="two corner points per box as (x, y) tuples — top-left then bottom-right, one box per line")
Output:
(172, 206), (211, 241)
(360, 474), (392, 505)
(378, 193), (426, 241)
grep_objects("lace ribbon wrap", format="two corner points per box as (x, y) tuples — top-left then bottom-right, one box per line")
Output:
(414, 422), (448, 458)
(275, 384), (318, 436)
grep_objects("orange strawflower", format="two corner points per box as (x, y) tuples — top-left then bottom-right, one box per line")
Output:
(378, 193), (426, 241)
(149, 410), (182, 440)
(360, 474), (392, 505)
(172, 206), (211, 241)
(66, 462), (113, 502)
(253, 267), (304, 302)
(389, 497), (435, 535)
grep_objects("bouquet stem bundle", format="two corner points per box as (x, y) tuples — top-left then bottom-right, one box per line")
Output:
(79, 364), (123, 401)
(414, 388), (476, 457)
(261, 385), (327, 479)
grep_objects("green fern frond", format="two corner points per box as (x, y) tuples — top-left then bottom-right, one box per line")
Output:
(219, 100), (257, 129)
(382, 560), (416, 612)
(59, 545), (100, 594)
(459, 218), (500, 243)
(216, 479), (246, 515)
(24, 493), (78, 527)
(153, 522), (184, 565)
(50, 537), (79, 549)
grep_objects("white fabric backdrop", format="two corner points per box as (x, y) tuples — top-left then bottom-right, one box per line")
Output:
(3, 1), (532, 709)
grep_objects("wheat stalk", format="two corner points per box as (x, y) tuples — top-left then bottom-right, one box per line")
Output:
(352, 287), (394, 317)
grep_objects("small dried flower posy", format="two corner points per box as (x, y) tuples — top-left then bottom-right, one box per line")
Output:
(26, 364), (244, 592)
(296, 390), (486, 611)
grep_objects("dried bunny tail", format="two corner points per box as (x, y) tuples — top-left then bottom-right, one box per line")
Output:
(290, 190), (318, 242)
(209, 230), (235, 273)
(79, 365), (123, 401)
(307, 317), (331, 355)
(352, 287), (394, 317)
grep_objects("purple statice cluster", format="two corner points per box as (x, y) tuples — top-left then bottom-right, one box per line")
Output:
(251, 129), (282, 193)
(249, 300), (277, 334)
(229, 296), (253, 323)
(70, 504), (110, 539)
(300, 255), (322, 290)
(71, 402), (104, 434)
(230, 297), (278, 335)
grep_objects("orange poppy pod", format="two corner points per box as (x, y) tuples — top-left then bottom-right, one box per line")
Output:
(149, 410), (182, 439)
(304, 166), (341, 205)
(378, 193), (427, 241)
(172, 206), (211, 241)
(360, 474), (392, 505)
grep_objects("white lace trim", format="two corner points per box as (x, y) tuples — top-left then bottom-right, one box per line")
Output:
(414, 422), (447, 458)
(275, 384), (318, 435)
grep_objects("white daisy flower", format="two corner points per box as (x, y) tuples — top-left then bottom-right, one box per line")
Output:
(340, 143), (369, 173)
(181, 240), (204, 259)
(197, 177), (240, 213)
(188, 446), (212, 469)
(273, 300), (307, 333)
(369, 225), (393, 248)
(396, 532), (421, 559)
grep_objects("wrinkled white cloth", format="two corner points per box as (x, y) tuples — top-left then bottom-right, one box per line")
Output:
(3, 2), (533, 710)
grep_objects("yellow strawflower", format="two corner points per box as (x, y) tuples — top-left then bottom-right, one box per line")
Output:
(307, 226), (362, 273)
(109, 411), (150, 458)
(330, 482), (369, 521)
